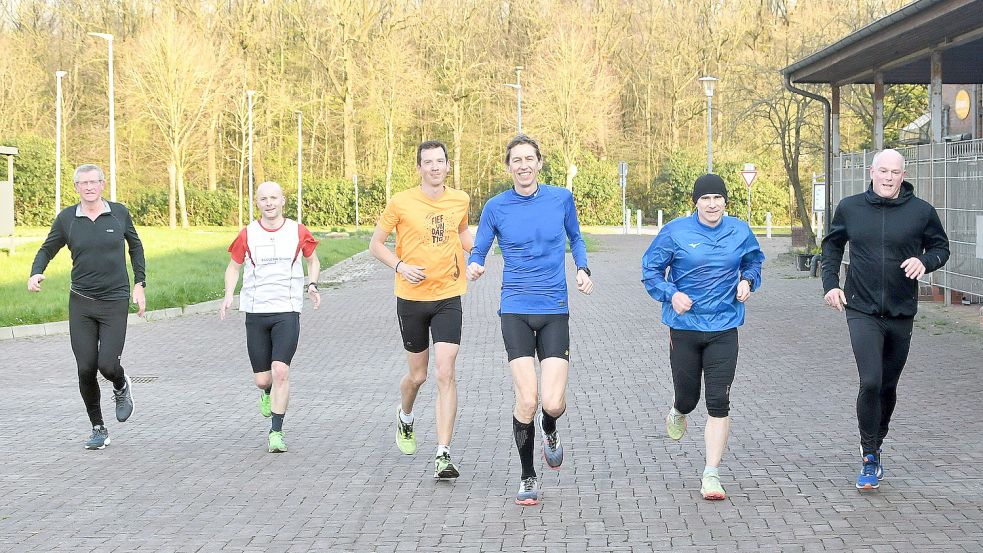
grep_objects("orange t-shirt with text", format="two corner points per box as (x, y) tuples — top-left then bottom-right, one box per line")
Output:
(378, 186), (469, 301)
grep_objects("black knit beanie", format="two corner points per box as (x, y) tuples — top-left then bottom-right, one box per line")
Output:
(692, 174), (728, 203)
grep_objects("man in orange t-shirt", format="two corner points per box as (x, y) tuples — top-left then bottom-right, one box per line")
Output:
(369, 140), (472, 479)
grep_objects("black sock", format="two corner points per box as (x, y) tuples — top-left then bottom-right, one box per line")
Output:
(271, 413), (284, 432)
(263, 386), (272, 395)
(513, 416), (536, 479)
(541, 409), (563, 435)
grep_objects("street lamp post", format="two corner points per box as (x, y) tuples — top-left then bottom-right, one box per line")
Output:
(503, 66), (523, 134)
(296, 111), (303, 225)
(55, 70), (67, 214)
(88, 32), (117, 201)
(246, 90), (255, 221)
(698, 76), (717, 173)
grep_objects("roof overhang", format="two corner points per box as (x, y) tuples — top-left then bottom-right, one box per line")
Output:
(781, 0), (983, 85)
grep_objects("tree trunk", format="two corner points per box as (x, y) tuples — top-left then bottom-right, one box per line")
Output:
(452, 103), (463, 190)
(177, 163), (189, 228)
(207, 112), (218, 191)
(343, 46), (357, 180)
(168, 162), (177, 229)
(384, 108), (394, 203)
(787, 166), (816, 246)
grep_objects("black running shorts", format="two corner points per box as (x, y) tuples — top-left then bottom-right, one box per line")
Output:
(500, 313), (570, 362)
(396, 296), (463, 353)
(245, 312), (300, 373)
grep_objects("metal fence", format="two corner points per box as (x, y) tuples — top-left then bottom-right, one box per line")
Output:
(832, 139), (983, 299)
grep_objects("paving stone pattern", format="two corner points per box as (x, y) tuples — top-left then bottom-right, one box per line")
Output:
(1, 234), (981, 552)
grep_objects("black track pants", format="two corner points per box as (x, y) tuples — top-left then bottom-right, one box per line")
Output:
(846, 310), (913, 457)
(69, 292), (129, 426)
(669, 328), (739, 418)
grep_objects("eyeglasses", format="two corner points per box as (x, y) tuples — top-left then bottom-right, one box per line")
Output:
(75, 179), (105, 187)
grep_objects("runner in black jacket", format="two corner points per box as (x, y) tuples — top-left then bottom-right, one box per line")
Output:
(821, 148), (949, 491)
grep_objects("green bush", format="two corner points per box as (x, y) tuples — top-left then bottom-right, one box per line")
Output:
(1, 135), (74, 226)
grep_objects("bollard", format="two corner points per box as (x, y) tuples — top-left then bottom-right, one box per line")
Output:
(636, 209), (642, 234)
(657, 210), (663, 228)
(766, 212), (772, 239)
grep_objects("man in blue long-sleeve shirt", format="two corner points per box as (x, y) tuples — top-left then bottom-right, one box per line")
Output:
(642, 173), (764, 501)
(468, 135), (593, 506)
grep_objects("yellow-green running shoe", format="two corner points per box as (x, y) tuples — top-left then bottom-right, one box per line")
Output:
(395, 406), (416, 455)
(268, 431), (287, 453)
(434, 452), (460, 479)
(701, 473), (726, 500)
(666, 409), (687, 441)
(259, 392), (272, 418)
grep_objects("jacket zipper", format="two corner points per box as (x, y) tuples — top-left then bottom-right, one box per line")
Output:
(880, 206), (886, 316)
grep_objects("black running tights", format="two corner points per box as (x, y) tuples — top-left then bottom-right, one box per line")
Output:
(69, 293), (129, 426)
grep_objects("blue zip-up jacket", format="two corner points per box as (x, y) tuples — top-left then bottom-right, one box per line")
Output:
(469, 184), (588, 314)
(641, 213), (764, 331)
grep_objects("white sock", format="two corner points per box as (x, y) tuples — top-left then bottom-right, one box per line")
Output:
(399, 410), (414, 424)
(704, 465), (719, 477)
(670, 407), (684, 418)
(436, 444), (450, 457)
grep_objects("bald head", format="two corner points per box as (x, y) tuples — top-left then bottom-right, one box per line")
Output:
(256, 181), (284, 197)
(255, 181), (286, 223)
(871, 148), (905, 171)
(869, 149), (906, 199)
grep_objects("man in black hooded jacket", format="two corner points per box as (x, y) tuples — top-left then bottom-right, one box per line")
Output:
(821, 148), (949, 492)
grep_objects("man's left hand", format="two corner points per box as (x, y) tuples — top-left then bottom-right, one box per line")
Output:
(308, 288), (321, 309)
(900, 257), (926, 280)
(132, 283), (146, 317)
(576, 269), (593, 295)
(736, 279), (751, 303)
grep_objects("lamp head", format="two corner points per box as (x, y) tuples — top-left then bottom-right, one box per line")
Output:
(698, 76), (717, 97)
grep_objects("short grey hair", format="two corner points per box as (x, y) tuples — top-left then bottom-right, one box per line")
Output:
(870, 149), (906, 171)
(73, 164), (106, 183)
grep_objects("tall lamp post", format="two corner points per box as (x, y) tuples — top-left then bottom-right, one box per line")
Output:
(246, 90), (256, 221)
(88, 32), (117, 201)
(503, 66), (523, 134)
(55, 70), (67, 213)
(698, 76), (717, 173)
(296, 111), (303, 225)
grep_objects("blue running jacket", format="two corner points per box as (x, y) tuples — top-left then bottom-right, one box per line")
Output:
(642, 213), (764, 331)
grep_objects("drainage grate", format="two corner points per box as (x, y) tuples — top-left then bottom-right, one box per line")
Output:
(129, 376), (159, 384)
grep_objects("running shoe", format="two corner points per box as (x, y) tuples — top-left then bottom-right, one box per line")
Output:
(84, 426), (110, 450)
(268, 431), (288, 453)
(666, 408), (687, 441)
(700, 473), (726, 500)
(113, 374), (134, 422)
(434, 452), (460, 479)
(259, 391), (272, 418)
(395, 406), (416, 455)
(535, 411), (563, 469)
(856, 454), (879, 490)
(875, 448), (884, 480)
(515, 476), (539, 506)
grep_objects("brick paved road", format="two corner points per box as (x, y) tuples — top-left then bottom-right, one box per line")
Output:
(2, 234), (981, 552)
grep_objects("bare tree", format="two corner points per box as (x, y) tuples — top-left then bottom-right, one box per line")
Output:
(126, 13), (226, 227)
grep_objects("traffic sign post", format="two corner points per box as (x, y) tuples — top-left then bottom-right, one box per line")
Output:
(740, 163), (757, 223)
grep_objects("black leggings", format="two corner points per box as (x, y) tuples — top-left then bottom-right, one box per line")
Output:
(69, 292), (129, 426)
(846, 310), (913, 457)
(669, 328), (738, 418)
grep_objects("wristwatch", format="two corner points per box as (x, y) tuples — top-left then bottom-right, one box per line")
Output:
(740, 276), (753, 288)
(577, 266), (591, 277)
(307, 282), (319, 292)
(135, 281), (147, 289)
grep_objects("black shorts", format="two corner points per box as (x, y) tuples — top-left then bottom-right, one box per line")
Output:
(500, 313), (570, 362)
(396, 296), (463, 353)
(245, 312), (300, 373)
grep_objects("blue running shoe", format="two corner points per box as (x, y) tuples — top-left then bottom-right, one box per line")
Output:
(515, 476), (539, 506)
(84, 426), (110, 450)
(536, 411), (563, 469)
(875, 449), (884, 480)
(856, 454), (879, 490)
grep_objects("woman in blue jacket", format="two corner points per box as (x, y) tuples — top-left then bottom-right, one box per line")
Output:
(641, 174), (764, 501)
